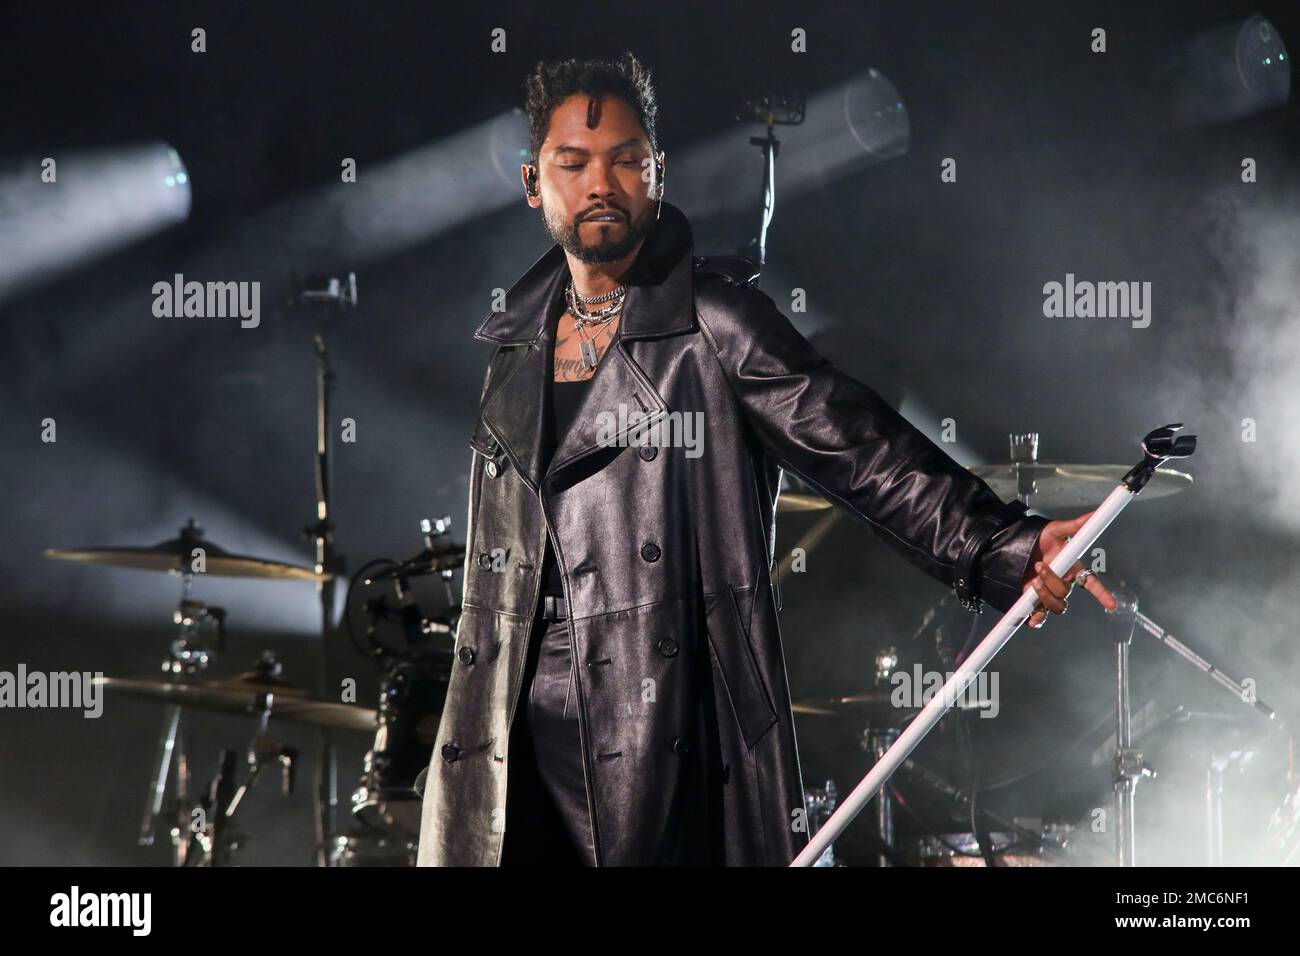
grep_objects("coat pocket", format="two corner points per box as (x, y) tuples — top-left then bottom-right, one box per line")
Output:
(705, 585), (778, 750)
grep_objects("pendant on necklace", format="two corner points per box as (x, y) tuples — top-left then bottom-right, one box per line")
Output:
(580, 336), (599, 369)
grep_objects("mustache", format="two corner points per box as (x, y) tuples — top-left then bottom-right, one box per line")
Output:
(579, 207), (628, 222)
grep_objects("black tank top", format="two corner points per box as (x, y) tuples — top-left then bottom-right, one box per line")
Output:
(539, 376), (592, 596)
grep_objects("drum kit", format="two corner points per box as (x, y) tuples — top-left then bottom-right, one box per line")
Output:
(44, 514), (464, 867)
(780, 431), (1294, 866)
(42, 276), (469, 867)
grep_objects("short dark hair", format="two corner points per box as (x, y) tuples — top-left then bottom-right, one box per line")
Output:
(523, 51), (659, 165)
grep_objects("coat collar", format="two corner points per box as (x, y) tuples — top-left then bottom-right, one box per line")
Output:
(473, 200), (697, 345)
(472, 201), (697, 493)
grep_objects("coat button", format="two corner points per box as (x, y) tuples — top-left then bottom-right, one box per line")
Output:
(486, 459), (499, 478)
(638, 444), (658, 461)
(657, 638), (678, 658)
(478, 552), (492, 570)
(672, 736), (691, 755)
(457, 646), (476, 665)
(441, 743), (461, 762)
(640, 541), (661, 563)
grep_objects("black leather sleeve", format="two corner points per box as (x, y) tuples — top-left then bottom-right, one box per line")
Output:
(695, 274), (1047, 614)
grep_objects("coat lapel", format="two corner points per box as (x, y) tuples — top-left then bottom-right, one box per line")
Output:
(473, 274), (563, 493)
(544, 330), (666, 486)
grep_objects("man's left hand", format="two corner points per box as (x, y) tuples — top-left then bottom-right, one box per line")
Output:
(1022, 510), (1118, 629)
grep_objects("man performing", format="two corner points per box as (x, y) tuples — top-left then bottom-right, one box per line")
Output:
(416, 51), (1117, 867)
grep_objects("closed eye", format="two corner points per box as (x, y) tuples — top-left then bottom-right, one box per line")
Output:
(558, 160), (640, 170)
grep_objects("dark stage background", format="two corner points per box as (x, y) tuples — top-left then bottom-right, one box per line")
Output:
(3, 0), (1299, 866)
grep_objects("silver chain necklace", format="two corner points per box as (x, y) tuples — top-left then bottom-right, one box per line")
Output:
(566, 277), (626, 368)
(570, 280), (626, 306)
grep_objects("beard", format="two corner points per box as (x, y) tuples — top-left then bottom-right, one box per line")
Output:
(542, 199), (657, 264)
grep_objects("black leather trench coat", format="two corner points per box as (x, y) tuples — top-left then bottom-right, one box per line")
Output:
(416, 201), (1048, 867)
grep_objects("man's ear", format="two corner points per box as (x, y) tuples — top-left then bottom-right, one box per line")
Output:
(521, 162), (541, 207)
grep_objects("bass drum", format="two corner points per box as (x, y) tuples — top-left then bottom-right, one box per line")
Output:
(350, 658), (451, 840)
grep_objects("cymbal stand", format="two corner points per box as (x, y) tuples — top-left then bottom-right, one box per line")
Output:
(862, 727), (900, 865)
(1104, 592), (1278, 865)
(297, 326), (345, 863)
(291, 276), (356, 865)
(305, 333), (341, 865)
(1108, 598), (1150, 866)
(186, 654), (299, 866)
(138, 574), (225, 866)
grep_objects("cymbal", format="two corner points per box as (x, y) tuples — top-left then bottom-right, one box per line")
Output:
(94, 674), (377, 732)
(775, 463), (1193, 517)
(45, 520), (330, 581)
(791, 691), (917, 725)
(969, 462), (1192, 512)
(776, 492), (834, 514)
(792, 689), (999, 724)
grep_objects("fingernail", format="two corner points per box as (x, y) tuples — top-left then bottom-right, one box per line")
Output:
(1034, 562), (1042, 572)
